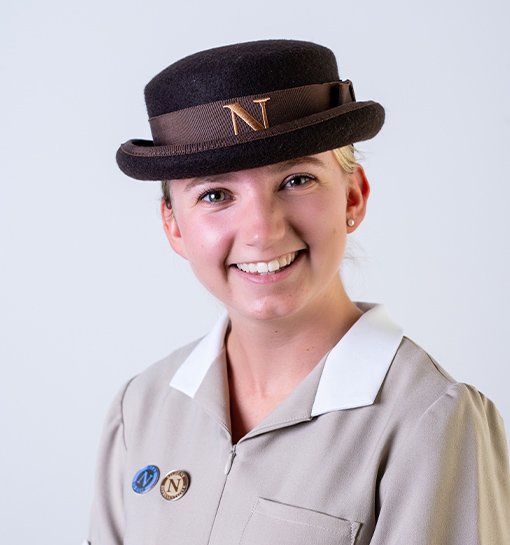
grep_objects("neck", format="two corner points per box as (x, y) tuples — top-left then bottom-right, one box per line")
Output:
(225, 280), (362, 397)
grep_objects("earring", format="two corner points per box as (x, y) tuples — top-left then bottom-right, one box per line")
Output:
(347, 218), (355, 227)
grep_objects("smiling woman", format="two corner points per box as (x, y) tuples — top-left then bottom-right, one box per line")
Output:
(160, 152), (366, 331)
(86, 40), (510, 545)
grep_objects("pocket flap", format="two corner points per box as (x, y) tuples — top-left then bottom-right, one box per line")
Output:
(240, 498), (361, 545)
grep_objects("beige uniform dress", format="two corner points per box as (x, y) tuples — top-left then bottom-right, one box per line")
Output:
(86, 302), (510, 545)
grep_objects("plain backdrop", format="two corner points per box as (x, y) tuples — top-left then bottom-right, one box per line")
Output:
(1, 0), (509, 542)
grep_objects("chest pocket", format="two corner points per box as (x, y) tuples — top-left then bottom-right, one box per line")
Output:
(240, 498), (361, 545)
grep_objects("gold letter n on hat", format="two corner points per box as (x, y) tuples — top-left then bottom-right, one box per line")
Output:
(223, 97), (270, 135)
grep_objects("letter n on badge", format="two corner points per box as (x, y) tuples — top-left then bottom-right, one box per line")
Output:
(132, 465), (160, 494)
(160, 470), (190, 501)
(223, 98), (270, 135)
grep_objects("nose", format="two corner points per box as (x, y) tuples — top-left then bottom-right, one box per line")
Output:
(239, 191), (287, 249)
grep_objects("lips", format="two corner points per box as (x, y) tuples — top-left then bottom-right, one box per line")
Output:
(235, 251), (298, 274)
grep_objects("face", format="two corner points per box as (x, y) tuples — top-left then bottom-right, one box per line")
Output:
(161, 151), (369, 324)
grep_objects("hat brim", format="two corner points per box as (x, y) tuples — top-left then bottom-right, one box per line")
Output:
(116, 100), (384, 181)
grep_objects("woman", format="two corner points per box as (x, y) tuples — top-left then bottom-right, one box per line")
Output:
(87, 40), (510, 544)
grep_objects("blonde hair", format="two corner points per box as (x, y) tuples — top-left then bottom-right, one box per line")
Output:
(331, 144), (357, 174)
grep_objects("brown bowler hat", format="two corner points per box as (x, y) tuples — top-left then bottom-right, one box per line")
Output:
(116, 39), (385, 181)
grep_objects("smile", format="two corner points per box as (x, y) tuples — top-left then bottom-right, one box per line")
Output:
(235, 251), (298, 274)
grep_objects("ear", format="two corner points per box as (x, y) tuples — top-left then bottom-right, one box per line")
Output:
(160, 199), (188, 260)
(345, 164), (370, 232)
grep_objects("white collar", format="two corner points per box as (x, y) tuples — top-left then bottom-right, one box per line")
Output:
(169, 302), (404, 416)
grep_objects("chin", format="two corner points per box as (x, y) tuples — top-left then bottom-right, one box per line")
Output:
(231, 297), (306, 323)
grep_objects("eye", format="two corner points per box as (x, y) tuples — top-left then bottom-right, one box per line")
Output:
(199, 189), (231, 204)
(282, 174), (315, 189)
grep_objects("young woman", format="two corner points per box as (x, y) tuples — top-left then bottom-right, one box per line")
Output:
(87, 40), (510, 545)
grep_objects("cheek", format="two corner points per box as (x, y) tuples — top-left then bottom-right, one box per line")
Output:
(298, 194), (346, 240)
(179, 217), (232, 266)
(305, 199), (348, 263)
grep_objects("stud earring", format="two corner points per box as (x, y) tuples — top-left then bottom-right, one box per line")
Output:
(347, 218), (355, 227)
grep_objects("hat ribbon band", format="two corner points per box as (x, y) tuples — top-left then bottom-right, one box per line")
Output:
(149, 80), (354, 147)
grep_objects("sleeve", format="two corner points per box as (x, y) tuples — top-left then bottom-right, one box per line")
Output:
(369, 383), (510, 545)
(86, 381), (132, 545)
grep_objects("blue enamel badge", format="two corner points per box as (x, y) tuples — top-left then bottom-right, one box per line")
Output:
(132, 465), (160, 494)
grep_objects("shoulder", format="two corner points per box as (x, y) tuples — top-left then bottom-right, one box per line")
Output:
(372, 343), (510, 544)
(382, 335), (458, 405)
(380, 335), (506, 441)
(117, 338), (201, 420)
(131, 339), (199, 389)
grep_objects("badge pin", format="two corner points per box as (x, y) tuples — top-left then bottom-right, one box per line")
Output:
(132, 465), (160, 494)
(160, 470), (190, 501)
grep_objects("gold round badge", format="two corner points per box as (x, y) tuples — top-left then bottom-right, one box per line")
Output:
(160, 470), (190, 501)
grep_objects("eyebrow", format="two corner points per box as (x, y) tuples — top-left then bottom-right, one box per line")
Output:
(268, 155), (328, 172)
(183, 175), (234, 192)
(183, 155), (327, 192)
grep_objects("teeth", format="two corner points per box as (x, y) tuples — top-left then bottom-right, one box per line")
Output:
(236, 252), (298, 274)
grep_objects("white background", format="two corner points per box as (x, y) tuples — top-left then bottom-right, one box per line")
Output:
(1, 0), (509, 542)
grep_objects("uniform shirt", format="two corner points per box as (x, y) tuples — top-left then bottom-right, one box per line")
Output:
(86, 302), (510, 545)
